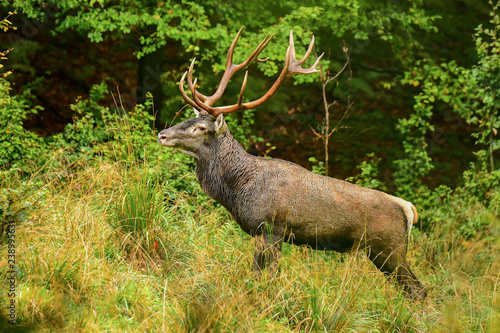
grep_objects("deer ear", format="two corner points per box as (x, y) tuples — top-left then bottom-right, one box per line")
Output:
(193, 108), (200, 117)
(215, 113), (226, 134)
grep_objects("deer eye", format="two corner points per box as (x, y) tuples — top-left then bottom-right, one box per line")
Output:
(193, 125), (207, 133)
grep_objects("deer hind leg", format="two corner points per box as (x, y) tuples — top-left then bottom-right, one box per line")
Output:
(367, 245), (427, 301)
(253, 231), (283, 275)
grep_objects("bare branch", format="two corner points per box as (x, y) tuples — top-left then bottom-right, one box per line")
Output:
(327, 101), (354, 139)
(311, 41), (351, 176)
(308, 124), (324, 139)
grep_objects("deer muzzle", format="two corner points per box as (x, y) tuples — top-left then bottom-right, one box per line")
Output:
(158, 130), (174, 146)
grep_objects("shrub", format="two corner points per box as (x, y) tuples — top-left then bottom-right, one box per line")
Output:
(0, 55), (46, 171)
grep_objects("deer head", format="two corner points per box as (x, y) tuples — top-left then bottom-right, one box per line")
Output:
(157, 109), (226, 159)
(158, 27), (323, 158)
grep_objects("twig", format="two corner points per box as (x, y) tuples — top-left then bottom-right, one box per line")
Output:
(311, 43), (351, 176)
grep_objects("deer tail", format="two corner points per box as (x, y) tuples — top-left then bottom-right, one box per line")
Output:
(405, 202), (418, 237)
(410, 203), (418, 225)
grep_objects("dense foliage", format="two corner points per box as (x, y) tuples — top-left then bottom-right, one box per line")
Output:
(0, 1), (499, 331)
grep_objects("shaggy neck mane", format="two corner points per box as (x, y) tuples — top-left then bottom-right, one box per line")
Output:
(195, 130), (257, 211)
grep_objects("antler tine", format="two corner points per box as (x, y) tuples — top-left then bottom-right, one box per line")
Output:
(186, 58), (208, 103)
(179, 71), (199, 110)
(286, 30), (296, 70)
(297, 34), (315, 66)
(237, 70), (249, 108)
(208, 70), (250, 117)
(190, 77), (213, 113)
(307, 52), (324, 73)
(186, 58), (195, 90)
(180, 70), (213, 113)
(219, 27), (243, 79)
(234, 33), (274, 70)
(204, 29), (274, 107)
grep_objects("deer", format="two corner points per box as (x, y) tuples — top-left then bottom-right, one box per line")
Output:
(158, 28), (427, 301)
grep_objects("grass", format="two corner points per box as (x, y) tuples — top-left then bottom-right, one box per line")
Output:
(1, 156), (499, 332)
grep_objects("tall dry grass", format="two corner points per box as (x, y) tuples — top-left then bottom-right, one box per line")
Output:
(1, 157), (499, 332)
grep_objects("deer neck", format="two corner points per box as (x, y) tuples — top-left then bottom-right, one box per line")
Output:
(195, 130), (256, 209)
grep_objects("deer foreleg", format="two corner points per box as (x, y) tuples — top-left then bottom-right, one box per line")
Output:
(253, 232), (283, 275)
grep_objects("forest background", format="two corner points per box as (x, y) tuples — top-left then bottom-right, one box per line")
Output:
(0, 0), (499, 332)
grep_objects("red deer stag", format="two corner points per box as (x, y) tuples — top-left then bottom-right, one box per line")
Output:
(158, 28), (427, 300)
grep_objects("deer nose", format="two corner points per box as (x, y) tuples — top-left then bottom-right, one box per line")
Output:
(158, 131), (168, 143)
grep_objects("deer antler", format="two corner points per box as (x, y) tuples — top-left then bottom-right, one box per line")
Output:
(180, 28), (324, 117)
